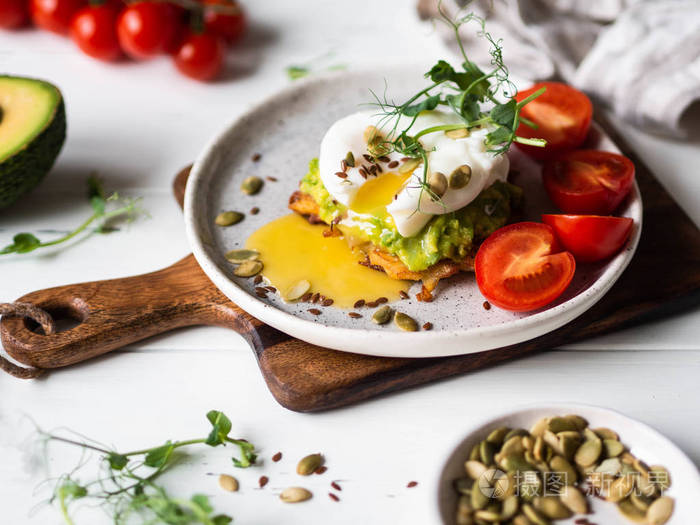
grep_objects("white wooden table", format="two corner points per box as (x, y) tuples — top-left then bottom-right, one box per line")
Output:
(1, 2), (699, 523)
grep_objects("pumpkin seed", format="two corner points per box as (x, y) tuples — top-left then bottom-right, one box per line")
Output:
(473, 509), (500, 522)
(583, 427), (601, 443)
(530, 417), (549, 437)
(617, 497), (648, 523)
(398, 158), (421, 174)
(606, 474), (635, 502)
(521, 435), (535, 451)
(593, 427), (619, 441)
(449, 164), (472, 189)
(280, 486), (312, 503)
(633, 457), (650, 476)
(285, 280), (311, 301)
(454, 477), (474, 495)
(471, 481), (490, 510)
(494, 472), (516, 500)
(636, 471), (658, 497)
(428, 171), (448, 198)
(394, 311), (418, 331)
(534, 496), (572, 520)
(559, 433), (581, 460)
(234, 260), (263, 277)
(296, 454), (323, 476)
(215, 211), (244, 226)
(574, 439), (602, 467)
(646, 496), (674, 525)
(500, 435), (525, 457)
(500, 454), (535, 473)
(345, 151), (355, 168)
(465, 460), (487, 480)
(241, 176), (263, 195)
(479, 440), (497, 465)
(456, 495), (474, 525)
(533, 436), (546, 462)
(630, 491), (654, 512)
(549, 455), (577, 485)
(218, 474), (239, 492)
(522, 503), (550, 525)
(563, 414), (588, 431)
(621, 451), (636, 464)
(487, 427), (510, 445)
(500, 494), (519, 520)
(363, 125), (381, 143)
(512, 515), (530, 525)
(225, 249), (259, 263)
(547, 417), (578, 433)
(596, 457), (622, 476)
(445, 127), (470, 139)
(649, 465), (671, 490)
(372, 305), (393, 325)
(542, 430), (562, 456)
(603, 438), (624, 457)
(559, 485), (587, 514)
(469, 443), (481, 461)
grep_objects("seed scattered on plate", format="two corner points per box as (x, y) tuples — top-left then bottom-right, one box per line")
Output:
(315, 466), (328, 475)
(266, 176), (278, 182)
(331, 481), (342, 491)
(253, 275), (263, 284)
(280, 487), (312, 503)
(285, 280), (311, 301)
(251, 153), (262, 162)
(394, 312), (418, 331)
(234, 260), (263, 277)
(272, 452), (282, 462)
(375, 297), (388, 304)
(322, 298), (334, 307)
(348, 312), (362, 319)
(297, 454), (323, 476)
(311, 293), (320, 304)
(422, 322), (433, 331)
(225, 248), (260, 264)
(308, 308), (321, 315)
(218, 474), (239, 492)
(483, 300), (491, 310)
(250, 206), (260, 215)
(399, 290), (409, 300)
(259, 475), (269, 488)
(241, 175), (264, 195)
(407, 481), (418, 488)
(300, 292), (313, 302)
(215, 211), (244, 227)
(372, 305), (393, 325)
(354, 299), (365, 308)
(328, 492), (340, 502)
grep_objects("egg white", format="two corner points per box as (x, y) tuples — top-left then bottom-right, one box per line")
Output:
(318, 110), (509, 237)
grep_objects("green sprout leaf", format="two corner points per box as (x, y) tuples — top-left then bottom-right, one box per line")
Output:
(205, 410), (232, 447)
(144, 442), (175, 468)
(107, 453), (128, 470)
(402, 94), (441, 117)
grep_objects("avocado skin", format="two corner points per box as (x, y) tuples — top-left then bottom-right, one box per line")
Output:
(0, 91), (66, 210)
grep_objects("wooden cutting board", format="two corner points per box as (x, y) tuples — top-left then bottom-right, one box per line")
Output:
(3, 113), (700, 412)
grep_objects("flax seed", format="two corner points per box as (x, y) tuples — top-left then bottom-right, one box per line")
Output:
(265, 286), (277, 293)
(266, 176), (278, 182)
(331, 481), (342, 491)
(359, 167), (368, 178)
(259, 476), (269, 488)
(388, 160), (399, 169)
(363, 154), (373, 163)
(255, 290), (268, 298)
(375, 163), (383, 173)
(340, 160), (347, 171)
(322, 299), (334, 307)
(272, 452), (282, 462)
(328, 492), (340, 502)
(378, 156), (390, 163)
(250, 206), (260, 215)
(422, 322), (433, 331)
(252, 153), (262, 162)
(407, 481), (418, 488)
(399, 290), (409, 299)
(366, 301), (378, 308)
(348, 312), (362, 318)
(301, 292), (313, 302)
(483, 301), (491, 310)
(353, 299), (365, 308)
(315, 466), (328, 475)
(311, 293), (320, 303)
(308, 308), (321, 315)
(335, 171), (347, 178)
(253, 275), (263, 285)
(401, 157), (411, 161)
(375, 297), (388, 304)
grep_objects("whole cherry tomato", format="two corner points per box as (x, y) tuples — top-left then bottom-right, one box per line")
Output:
(542, 214), (634, 263)
(515, 81), (593, 160)
(70, 3), (121, 61)
(202, 0), (245, 43)
(0, 0), (29, 28)
(475, 222), (576, 312)
(543, 150), (635, 215)
(30, 0), (86, 34)
(117, 1), (179, 59)
(174, 31), (224, 81)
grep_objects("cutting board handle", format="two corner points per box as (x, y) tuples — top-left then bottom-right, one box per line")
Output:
(0, 255), (265, 369)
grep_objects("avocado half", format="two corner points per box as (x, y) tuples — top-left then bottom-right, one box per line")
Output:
(0, 76), (66, 209)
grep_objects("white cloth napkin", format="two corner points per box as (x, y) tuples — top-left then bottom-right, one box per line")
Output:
(418, 0), (700, 137)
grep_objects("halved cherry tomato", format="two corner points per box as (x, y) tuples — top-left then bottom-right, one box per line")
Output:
(202, 0), (246, 43)
(117, 1), (179, 59)
(30, 0), (86, 34)
(174, 31), (224, 81)
(0, 0), (29, 28)
(543, 150), (635, 215)
(475, 222), (576, 312)
(70, 4), (121, 61)
(515, 81), (593, 160)
(542, 214), (634, 263)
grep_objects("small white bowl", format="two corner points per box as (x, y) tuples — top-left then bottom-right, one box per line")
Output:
(432, 403), (700, 524)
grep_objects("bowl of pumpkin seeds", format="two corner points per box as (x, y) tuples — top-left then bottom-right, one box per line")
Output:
(432, 404), (700, 525)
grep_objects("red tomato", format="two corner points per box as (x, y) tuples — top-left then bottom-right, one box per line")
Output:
(70, 4), (121, 61)
(117, 1), (178, 59)
(475, 222), (576, 312)
(515, 81), (593, 160)
(543, 150), (635, 215)
(174, 32), (224, 81)
(30, 0), (86, 34)
(0, 0), (29, 28)
(203, 0), (245, 43)
(542, 214), (634, 263)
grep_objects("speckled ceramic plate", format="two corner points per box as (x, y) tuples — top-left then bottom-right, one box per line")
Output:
(184, 69), (642, 358)
(432, 404), (700, 524)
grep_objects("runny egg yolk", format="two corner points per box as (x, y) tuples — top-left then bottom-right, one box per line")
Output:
(349, 171), (411, 215)
(245, 214), (408, 308)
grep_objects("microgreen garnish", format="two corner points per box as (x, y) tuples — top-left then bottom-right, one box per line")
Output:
(365, 2), (546, 211)
(1, 175), (143, 256)
(39, 410), (255, 525)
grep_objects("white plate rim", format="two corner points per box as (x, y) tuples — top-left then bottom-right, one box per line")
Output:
(430, 402), (700, 525)
(184, 68), (643, 358)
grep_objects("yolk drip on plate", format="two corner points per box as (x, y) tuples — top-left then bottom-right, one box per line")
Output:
(349, 171), (410, 215)
(245, 214), (408, 308)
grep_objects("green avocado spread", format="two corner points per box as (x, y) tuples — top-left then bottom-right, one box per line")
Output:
(299, 158), (522, 272)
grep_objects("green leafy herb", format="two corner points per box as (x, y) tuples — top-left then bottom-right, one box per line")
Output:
(1, 174), (143, 256)
(365, 2), (546, 211)
(40, 410), (255, 525)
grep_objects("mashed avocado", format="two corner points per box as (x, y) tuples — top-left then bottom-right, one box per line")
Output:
(299, 158), (522, 272)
